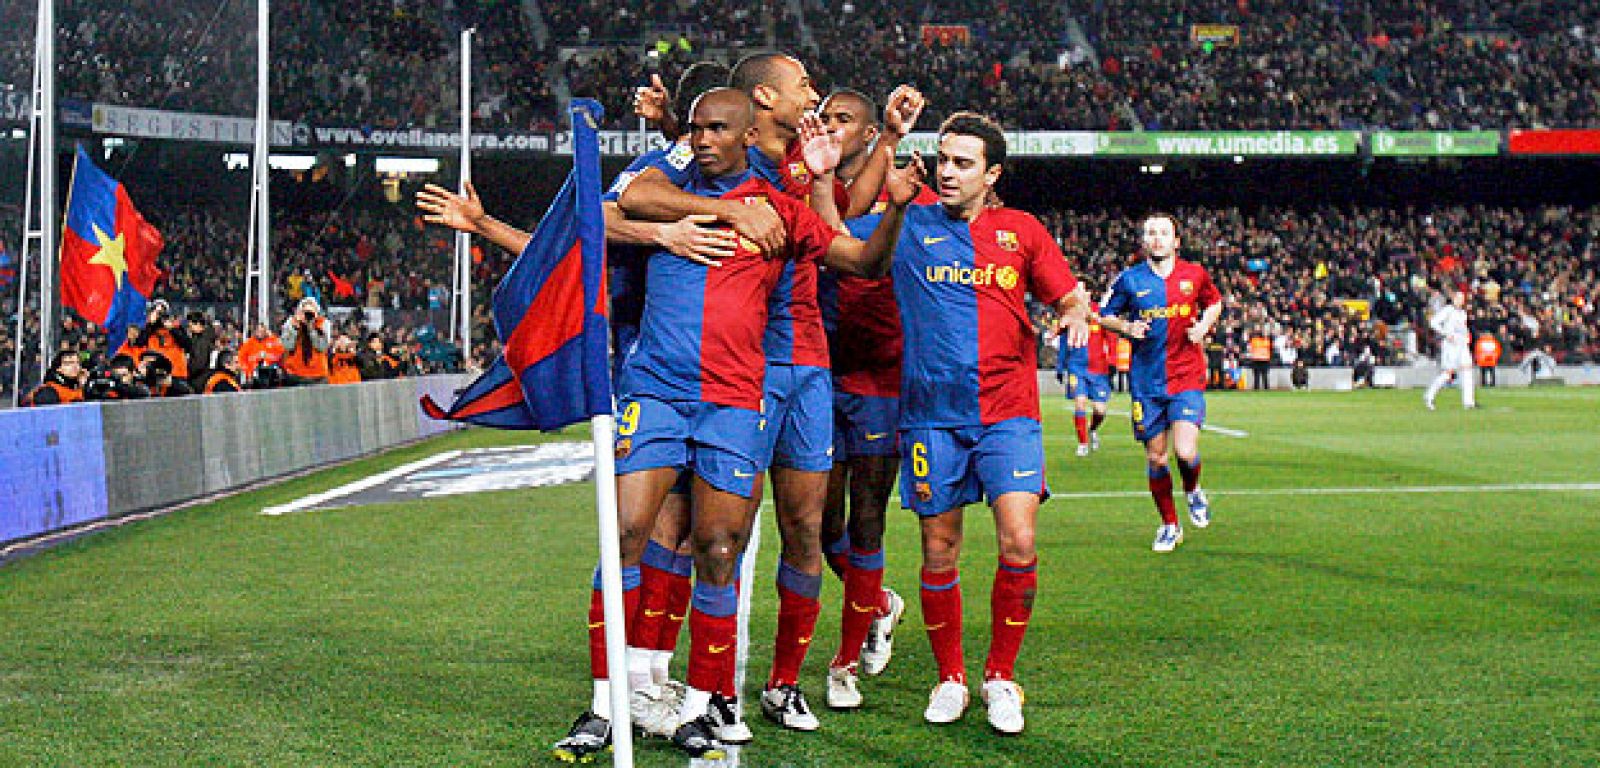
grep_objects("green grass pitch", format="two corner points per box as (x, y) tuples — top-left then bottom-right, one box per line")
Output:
(1, 388), (1597, 766)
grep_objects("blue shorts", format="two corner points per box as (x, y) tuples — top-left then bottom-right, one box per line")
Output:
(1131, 390), (1206, 442)
(1065, 369), (1111, 404)
(898, 418), (1049, 517)
(764, 364), (834, 472)
(614, 394), (768, 498)
(833, 390), (900, 459)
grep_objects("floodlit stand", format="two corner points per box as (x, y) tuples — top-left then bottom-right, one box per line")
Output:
(11, 0), (55, 405)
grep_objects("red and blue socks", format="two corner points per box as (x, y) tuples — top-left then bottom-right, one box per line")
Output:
(686, 580), (738, 712)
(1074, 409), (1089, 445)
(985, 558), (1037, 681)
(920, 567), (965, 683)
(832, 546), (886, 669)
(824, 529), (851, 581)
(768, 560), (822, 688)
(587, 564), (641, 680)
(1148, 462), (1178, 525)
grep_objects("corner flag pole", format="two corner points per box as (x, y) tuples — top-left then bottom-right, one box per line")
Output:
(454, 27), (475, 365)
(570, 99), (633, 767)
(35, 0), (57, 378)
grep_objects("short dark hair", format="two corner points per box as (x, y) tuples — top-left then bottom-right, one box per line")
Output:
(729, 52), (793, 95)
(674, 62), (731, 120)
(939, 111), (1006, 168)
(825, 89), (879, 127)
(690, 87), (756, 130)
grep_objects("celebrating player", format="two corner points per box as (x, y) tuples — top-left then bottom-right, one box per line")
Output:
(1098, 214), (1223, 553)
(1054, 301), (1113, 457)
(848, 112), (1088, 734)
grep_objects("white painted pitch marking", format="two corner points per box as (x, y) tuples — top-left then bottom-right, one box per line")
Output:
(759, 481), (1600, 508)
(259, 450), (463, 516)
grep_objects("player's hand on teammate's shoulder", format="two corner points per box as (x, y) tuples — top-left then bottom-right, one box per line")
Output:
(721, 199), (786, 256)
(1125, 319), (1150, 339)
(884, 152), (927, 208)
(659, 214), (738, 267)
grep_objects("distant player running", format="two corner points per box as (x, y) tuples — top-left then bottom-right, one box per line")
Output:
(1098, 214), (1222, 553)
(851, 112), (1089, 734)
(1054, 301), (1113, 457)
(1424, 290), (1476, 410)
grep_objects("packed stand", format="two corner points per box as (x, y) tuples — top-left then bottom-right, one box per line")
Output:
(1041, 203), (1600, 374)
(543, 0), (776, 47)
(53, 0), (255, 115)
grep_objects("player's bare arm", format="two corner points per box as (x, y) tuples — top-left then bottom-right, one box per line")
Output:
(1185, 302), (1223, 344)
(1100, 314), (1149, 340)
(1050, 285), (1093, 346)
(416, 181), (532, 253)
(604, 204), (738, 266)
(799, 112), (847, 231)
(617, 167), (787, 255)
(634, 73), (679, 140)
(820, 153), (925, 278)
(844, 85), (926, 218)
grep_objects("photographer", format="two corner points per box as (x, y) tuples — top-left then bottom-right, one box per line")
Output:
(22, 352), (87, 407)
(280, 298), (331, 385)
(328, 333), (363, 385)
(124, 300), (193, 382)
(84, 354), (150, 401)
(140, 351), (192, 397)
(201, 349), (244, 394)
(239, 323), (285, 385)
(357, 332), (392, 381)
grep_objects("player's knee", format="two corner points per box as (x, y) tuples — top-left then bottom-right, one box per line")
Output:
(995, 529), (1036, 564)
(617, 520), (652, 562)
(920, 532), (962, 570)
(1146, 453), (1169, 469)
(780, 516), (823, 562)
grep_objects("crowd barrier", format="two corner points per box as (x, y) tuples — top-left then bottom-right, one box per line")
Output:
(0, 375), (468, 546)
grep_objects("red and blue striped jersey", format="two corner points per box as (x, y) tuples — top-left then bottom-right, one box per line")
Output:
(1100, 258), (1221, 397)
(855, 204), (1078, 427)
(1058, 302), (1112, 376)
(617, 170), (838, 410)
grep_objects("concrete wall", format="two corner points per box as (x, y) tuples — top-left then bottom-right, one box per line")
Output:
(1, 375), (468, 545)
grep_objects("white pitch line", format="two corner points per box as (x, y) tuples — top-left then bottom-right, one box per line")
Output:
(1048, 481), (1600, 500)
(260, 450), (463, 516)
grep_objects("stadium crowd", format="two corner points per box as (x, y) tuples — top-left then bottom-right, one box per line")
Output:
(4, 0), (1594, 134)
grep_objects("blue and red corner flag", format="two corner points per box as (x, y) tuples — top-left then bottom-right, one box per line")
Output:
(59, 146), (165, 351)
(421, 99), (612, 431)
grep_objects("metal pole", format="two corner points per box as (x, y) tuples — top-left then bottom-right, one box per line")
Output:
(455, 27), (474, 367)
(36, 0), (55, 376)
(253, 0), (271, 329)
(11, 8), (46, 406)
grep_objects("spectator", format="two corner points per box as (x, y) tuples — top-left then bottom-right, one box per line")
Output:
(22, 352), (86, 407)
(280, 297), (331, 385)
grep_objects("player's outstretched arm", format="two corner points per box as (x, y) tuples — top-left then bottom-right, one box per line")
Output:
(799, 113), (847, 231)
(605, 204), (738, 266)
(843, 85), (925, 218)
(417, 181), (532, 254)
(821, 153), (925, 277)
(1050, 285), (1093, 347)
(634, 74), (682, 142)
(1186, 302), (1223, 344)
(617, 167), (786, 255)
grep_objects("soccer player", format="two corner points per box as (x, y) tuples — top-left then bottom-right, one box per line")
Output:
(618, 53), (925, 733)
(812, 88), (933, 710)
(1424, 290), (1476, 410)
(550, 89), (920, 760)
(1098, 214), (1223, 553)
(848, 112), (1089, 734)
(1054, 302), (1113, 457)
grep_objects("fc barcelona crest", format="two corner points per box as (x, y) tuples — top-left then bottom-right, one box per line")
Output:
(1179, 280), (1194, 295)
(996, 230), (1020, 252)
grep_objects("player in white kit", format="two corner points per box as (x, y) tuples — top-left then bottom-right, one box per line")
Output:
(1424, 290), (1476, 410)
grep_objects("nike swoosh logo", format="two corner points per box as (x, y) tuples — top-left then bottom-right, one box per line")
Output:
(922, 236), (947, 246)
(1003, 617), (1028, 627)
(864, 432), (888, 441)
(797, 636), (812, 646)
(668, 614), (685, 622)
(1182, 409), (1197, 415)
(849, 602), (879, 614)
(1136, 289), (1153, 297)
(1012, 470), (1038, 478)
(643, 609), (665, 617)
(587, 621), (604, 629)
(708, 644), (731, 654)
(925, 622), (946, 631)
(733, 469), (754, 478)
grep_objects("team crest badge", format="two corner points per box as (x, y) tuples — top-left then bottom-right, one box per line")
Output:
(995, 230), (1020, 251)
(1179, 280), (1194, 295)
(665, 142), (694, 170)
(788, 162), (810, 185)
(915, 482), (933, 503)
(615, 438), (632, 460)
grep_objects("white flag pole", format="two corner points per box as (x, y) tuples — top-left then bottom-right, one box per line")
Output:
(588, 412), (634, 766)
